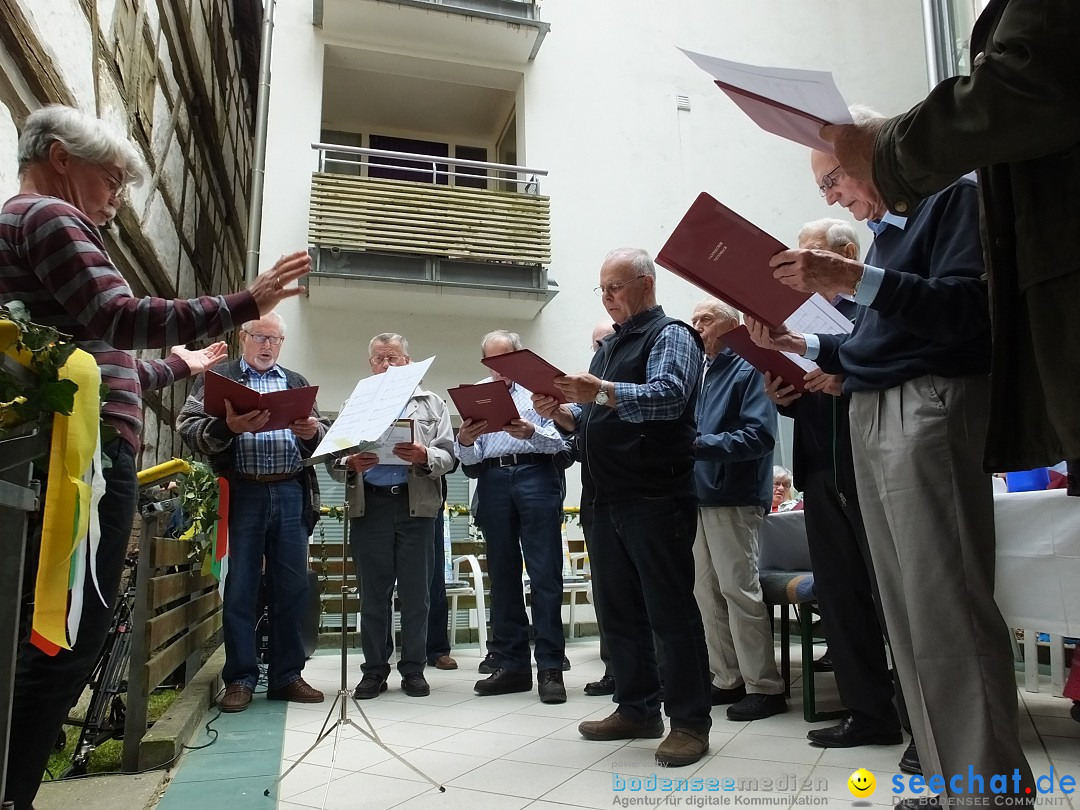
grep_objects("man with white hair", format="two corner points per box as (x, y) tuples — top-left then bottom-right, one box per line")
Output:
(534, 248), (712, 768)
(1, 104), (309, 809)
(747, 138), (1033, 805)
(178, 312), (328, 713)
(331, 333), (455, 700)
(455, 330), (569, 704)
(688, 298), (783, 722)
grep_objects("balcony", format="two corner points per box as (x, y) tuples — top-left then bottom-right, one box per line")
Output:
(307, 143), (556, 319)
(312, 0), (549, 64)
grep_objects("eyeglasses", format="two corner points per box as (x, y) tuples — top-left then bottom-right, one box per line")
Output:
(243, 332), (284, 345)
(817, 165), (843, 197)
(98, 164), (125, 195)
(370, 354), (408, 366)
(594, 275), (647, 297)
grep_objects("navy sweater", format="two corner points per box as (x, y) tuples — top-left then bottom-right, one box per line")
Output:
(693, 348), (777, 509)
(817, 180), (990, 391)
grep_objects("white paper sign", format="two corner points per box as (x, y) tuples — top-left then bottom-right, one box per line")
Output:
(306, 357), (434, 465)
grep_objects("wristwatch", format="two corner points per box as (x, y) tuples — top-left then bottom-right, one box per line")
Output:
(594, 381), (610, 406)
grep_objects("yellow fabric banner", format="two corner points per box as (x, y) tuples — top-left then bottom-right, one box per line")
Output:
(33, 348), (102, 652)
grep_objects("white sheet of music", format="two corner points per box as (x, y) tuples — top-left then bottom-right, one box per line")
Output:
(308, 356), (434, 463)
(784, 294), (854, 335)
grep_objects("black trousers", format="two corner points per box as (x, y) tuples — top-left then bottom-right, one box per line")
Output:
(5, 439), (138, 810)
(802, 463), (906, 730)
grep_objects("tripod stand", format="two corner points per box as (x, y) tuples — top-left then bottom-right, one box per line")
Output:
(265, 501), (444, 806)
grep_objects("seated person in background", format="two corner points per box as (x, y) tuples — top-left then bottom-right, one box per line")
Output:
(771, 465), (797, 512)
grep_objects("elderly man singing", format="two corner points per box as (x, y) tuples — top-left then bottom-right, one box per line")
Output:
(747, 136), (1032, 806)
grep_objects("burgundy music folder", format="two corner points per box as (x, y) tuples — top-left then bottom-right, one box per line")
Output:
(203, 371), (319, 433)
(656, 192), (810, 329)
(480, 349), (568, 404)
(722, 325), (811, 393)
(447, 381), (520, 434)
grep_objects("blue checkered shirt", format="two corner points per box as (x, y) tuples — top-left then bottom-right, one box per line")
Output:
(454, 380), (568, 464)
(232, 359), (302, 475)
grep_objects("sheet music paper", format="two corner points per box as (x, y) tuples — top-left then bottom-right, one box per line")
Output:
(679, 48), (852, 151)
(784, 294), (854, 336)
(372, 420), (415, 466)
(306, 357), (434, 464)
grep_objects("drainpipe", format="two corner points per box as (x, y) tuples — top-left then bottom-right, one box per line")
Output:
(245, 0), (276, 282)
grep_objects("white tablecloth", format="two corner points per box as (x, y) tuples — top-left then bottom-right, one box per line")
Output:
(993, 489), (1080, 637)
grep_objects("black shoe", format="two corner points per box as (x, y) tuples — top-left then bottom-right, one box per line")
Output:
(898, 739), (922, 775)
(584, 674), (617, 696)
(353, 673), (388, 700)
(401, 672), (430, 697)
(562, 654), (571, 671)
(812, 650), (834, 672)
(538, 668), (567, 704)
(1071, 701), (1080, 723)
(807, 714), (903, 748)
(478, 652), (500, 674)
(726, 693), (787, 721)
(711, 684), (746, 705)
(474, 667), (533, 696)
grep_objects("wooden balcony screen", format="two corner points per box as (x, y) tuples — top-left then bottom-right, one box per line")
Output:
(309, 173), (551, 266)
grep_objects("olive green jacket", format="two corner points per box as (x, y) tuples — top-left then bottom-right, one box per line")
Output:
(872, 0), (1080, 470)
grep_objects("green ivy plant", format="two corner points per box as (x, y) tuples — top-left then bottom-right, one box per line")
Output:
(1, 302), (80, 430)
(174, 460), (221, 563)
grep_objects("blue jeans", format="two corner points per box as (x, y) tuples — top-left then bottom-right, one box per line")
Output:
(476, 460), (565, 673)
(7, 439), (138, 810)
(590, 495), (712, 732)
(223, 477), (310, 691)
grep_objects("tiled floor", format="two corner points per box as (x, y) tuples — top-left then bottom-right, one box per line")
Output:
(159, 638), (1080, 809)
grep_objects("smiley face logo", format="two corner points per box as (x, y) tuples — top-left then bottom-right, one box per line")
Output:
(847, 768), (876, 798)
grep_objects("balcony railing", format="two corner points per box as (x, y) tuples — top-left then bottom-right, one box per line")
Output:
(308, 143), (551, 267)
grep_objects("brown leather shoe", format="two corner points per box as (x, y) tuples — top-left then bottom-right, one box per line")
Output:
(579, 711), (665, 741)
(433, 654), (458, 670)
(655, 727), (710, 767)
(220, 683), (253, 713)
(267, 677), (324, 704)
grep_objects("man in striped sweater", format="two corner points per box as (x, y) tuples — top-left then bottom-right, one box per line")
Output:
(1, 104), (309, 810)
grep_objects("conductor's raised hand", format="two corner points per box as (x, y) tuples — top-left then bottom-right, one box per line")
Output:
(224, 398), (270, 434)
(248, 251), (312, 313)
(744, 315), (808, 356)
(764, 372), (801, 407)
(171, 341), (228, 375)
(457, 418), (488, 447)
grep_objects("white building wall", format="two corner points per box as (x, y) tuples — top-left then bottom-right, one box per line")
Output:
(262, 0), (930, 502)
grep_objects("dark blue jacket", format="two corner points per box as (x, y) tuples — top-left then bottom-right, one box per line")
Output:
(693, 348), (777, 509)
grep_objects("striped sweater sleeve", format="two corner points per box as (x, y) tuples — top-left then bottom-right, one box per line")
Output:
(22, 198), (259, 347)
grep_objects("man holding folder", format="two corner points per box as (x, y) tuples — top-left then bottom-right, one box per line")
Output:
(177, 311), (328, 712)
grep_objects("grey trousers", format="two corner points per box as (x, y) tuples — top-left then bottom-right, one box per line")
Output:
(693, 505), (784, 695)
(849, 375), (1032, 797)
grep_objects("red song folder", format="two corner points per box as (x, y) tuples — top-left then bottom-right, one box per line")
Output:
(447, 381), (521, 434)
(480, 349), (568, 403)
(721, 325), (813, 393)
(203, 371), (319, 433)
(656, 192), (810, 329)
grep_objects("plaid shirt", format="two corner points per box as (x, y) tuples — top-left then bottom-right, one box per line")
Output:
(232, 360), (302, 475)
(454, 380), (568, 465)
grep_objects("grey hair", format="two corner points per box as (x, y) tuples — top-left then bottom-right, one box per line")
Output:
(481, 330), (522, 354)
(773, 465), (793, 485)
(694, 297), (741, 326)
(848, 103), (885, 125)
(242, 311), (286, 335)
(18, 105), (148, 186)
(368, 332), (409, 356)
(797, 218), (861, 257)
(603, 247), (656, 279)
